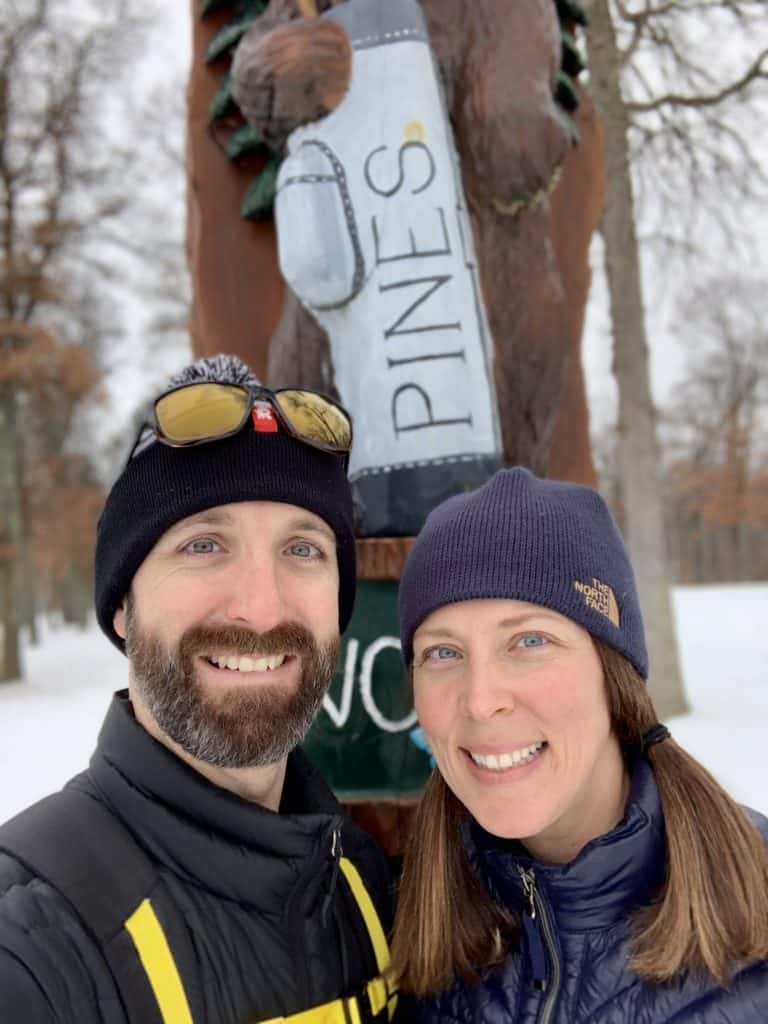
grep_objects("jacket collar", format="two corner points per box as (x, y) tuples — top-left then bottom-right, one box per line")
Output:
(467, 759), (666, 931)
(82, 691), (346, 909)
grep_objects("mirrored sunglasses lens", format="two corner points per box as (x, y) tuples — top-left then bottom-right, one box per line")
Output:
(155, 384), (249, 443)
(276, 390), (352, 450)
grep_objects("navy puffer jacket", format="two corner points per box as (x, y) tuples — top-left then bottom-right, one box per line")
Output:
(416, 760), (768, 1023)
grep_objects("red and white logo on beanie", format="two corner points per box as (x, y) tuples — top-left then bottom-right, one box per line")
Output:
(251, 401), (279, 433)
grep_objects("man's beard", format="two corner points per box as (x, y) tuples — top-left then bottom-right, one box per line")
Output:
(124, 602), (339, 769)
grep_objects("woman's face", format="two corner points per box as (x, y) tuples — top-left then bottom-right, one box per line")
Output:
(412, 599), (628, 862)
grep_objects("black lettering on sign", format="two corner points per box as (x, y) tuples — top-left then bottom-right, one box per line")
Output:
(372, 206), (451, 264)
(391, 383), (472, 437)
(381, 275), (461, 338)
(363, 141), (436, 198)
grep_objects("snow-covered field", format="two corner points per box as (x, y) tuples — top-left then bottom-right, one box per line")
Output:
(0, 583), (766, 821)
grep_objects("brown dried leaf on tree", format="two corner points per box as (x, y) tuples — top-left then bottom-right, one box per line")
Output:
(659, 273), (768, 582)
(28, 456), (104, 624)
(0, 1), (145, 679)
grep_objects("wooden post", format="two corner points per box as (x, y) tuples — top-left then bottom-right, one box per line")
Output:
(186, 5), (284, 377)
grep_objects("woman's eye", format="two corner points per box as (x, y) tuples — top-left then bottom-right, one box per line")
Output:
(184, 537), (219, 555)
(288, 540), (322, 559)
(517, 634), (547, 649)
(424, 645), (459, 662)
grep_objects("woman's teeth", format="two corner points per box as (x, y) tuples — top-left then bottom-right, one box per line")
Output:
(469, 742), (546, 770)
(208, 653), (287, 673)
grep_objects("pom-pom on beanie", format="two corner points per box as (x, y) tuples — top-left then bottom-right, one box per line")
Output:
(95, 355), (356, 651)
(399, 467), (648, 678)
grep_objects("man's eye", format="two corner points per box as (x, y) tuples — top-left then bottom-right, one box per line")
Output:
(184, 537), (219, 555)
(288, 541), (322, 559)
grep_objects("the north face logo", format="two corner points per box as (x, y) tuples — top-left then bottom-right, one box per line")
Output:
(573, 578), (620, 627)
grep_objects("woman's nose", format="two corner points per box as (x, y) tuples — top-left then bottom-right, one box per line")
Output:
(460, 661), (516, 721)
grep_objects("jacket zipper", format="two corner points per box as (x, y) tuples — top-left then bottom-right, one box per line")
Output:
(322, 823), (352, 993)
(519, 867), (561, 1024)
(287, 818), (344, 1007)
(321, 824), (342, 926)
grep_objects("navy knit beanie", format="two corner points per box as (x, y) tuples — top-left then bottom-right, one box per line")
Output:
(95, 355), (356, 651)
(399, 467), (648, 678)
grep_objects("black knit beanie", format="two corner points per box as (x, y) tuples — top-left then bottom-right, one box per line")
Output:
(399, 467), (648, 678)
(95, 355), (356, 651)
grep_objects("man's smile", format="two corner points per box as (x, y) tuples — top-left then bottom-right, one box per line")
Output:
(205, 653), (290, 673)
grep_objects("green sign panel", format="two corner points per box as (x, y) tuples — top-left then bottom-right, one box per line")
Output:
(304, 580), (432, 799)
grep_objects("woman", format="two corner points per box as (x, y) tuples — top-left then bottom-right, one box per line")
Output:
(392, 467), (768, 1022)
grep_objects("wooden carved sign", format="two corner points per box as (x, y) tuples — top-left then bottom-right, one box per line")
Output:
(188, 0), (603, 486)
(254, 0), (507, 537)
(186, 0), (604, 827)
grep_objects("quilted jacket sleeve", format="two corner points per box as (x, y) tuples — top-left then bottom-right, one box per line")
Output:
(0, 853), (122, 1024)
(0, 945), (58, 1023)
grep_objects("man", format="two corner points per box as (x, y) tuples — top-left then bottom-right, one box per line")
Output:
(0, 355), (397, 1024)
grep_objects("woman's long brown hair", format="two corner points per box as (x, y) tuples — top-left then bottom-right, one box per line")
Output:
(390, 641), (768, 997)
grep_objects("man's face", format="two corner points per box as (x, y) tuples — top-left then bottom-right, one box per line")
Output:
(113, 500), (340, 768)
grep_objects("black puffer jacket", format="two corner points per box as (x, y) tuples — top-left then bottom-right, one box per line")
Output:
(416, 760), (768, 1023)
(0, 692), (394, 1023)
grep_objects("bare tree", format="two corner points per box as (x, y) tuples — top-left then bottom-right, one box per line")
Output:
(583, 0), (766, 716)
(662, 275), (768, 582)
(97, 77), (192, 378)
(0, 0), (147, 680)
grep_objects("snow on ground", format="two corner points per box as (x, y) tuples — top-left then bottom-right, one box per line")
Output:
(0, 584), (766, 822)
(666, 584), (767, 812)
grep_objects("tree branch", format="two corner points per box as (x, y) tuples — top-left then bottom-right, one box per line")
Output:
(627, 47), (767, 112)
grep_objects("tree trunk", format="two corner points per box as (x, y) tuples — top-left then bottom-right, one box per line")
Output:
(0, 382), (23, 682)
(17, 441), (38, 645)
(584, 0), (688, 717)
(58, 568), (90, 629)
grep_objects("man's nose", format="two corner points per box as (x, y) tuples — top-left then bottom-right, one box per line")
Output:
(222, 555), (287, 632)
(461, 660), (516, 722)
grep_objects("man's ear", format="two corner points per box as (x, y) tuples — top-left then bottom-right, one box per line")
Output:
(113, 598), (128, 640)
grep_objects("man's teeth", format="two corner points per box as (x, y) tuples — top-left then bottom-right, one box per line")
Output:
(470, 743), (546, 770)
(209, 653), (287, 673)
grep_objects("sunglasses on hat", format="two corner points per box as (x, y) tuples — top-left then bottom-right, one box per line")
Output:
(127, 381), (353, 468)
